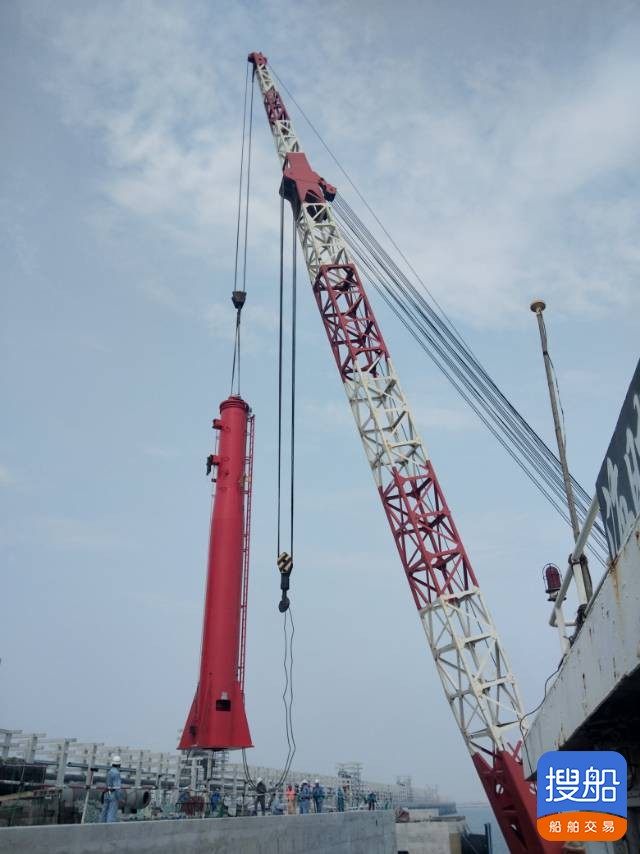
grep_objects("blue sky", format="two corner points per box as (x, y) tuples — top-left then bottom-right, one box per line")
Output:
(1, 0), (639, 802)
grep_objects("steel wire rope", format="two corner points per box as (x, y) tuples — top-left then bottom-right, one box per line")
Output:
(267, 66), (466, 348)
(334, 194), (601, 524)
(338, 204), (572, 508)
(268, 60), (523, 419)
(266, 65), (606, 560)
(231, 67), (255, 396)
(277, 194), (285, 556)
(334, 194), (564, 482)
(333, 203), (608, 744)
(351, 238), (607, 566)
(269, 211), (300, 792)
(276, 212), (299, 789)
(327, 207), (534, 717)
(333, 197), (608, 562)
(301, 190), (562, 727)
(290, 208), (297, 557)
(232, 63), (249, 294)
(353, 227), (609, 561)
(243, 203), (297, 797)
(230, 64), (250, 396)
(337, 204), (576, 520)
(333, 194), (607, 555)
(242, 73), (255, 296)
(333, 153), (604, 547)
(336, 211), (607, 727)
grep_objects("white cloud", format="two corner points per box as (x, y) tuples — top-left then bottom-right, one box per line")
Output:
(25, 0), (640, 331)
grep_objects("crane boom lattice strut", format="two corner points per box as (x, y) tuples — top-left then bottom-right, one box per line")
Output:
(248, 52), (561, 853)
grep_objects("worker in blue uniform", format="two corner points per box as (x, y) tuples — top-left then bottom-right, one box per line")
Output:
(100, 755), (122, 822)
(210, 788), (221, 816)
(312, 780), (325, 813)
(298, 780), (311, 814)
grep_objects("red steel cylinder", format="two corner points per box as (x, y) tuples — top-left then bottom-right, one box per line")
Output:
(179, 395), (252, 750)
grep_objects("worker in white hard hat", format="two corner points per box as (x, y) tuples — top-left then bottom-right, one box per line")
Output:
(255, 777), (267, 815)
(100, 755), (122, 822)
(298, 779), (311, 814)
(312, 779), (325, 813)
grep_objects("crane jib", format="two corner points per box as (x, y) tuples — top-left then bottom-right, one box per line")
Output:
(247, 50), (563, 854)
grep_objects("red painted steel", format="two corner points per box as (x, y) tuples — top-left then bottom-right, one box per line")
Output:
(473, 751), (549, 853)
(247, 50), (267, 68)
(280, 152), (336, 216)
(179, 395), (253, 750)
(313, 264), (388, 380)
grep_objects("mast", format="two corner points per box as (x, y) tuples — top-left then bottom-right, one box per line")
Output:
(248, 51), (560, 853)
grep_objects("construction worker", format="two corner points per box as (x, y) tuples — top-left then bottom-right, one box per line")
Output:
(298, 779), (311, 814)
(367, 790), (377, 811)
(286, 783), (296, 815)
(209, 788), (221, 817)
(236, 792), (245, 817)
(100, 755), (122, 822)
(336, 785), (345, 812)
(312, 779), (325, 813)
(255, 777), (267, 815)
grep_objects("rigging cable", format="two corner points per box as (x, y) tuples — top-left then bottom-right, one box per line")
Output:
(277, 194), (285, 555)
(230, 65), (255, 396)
(332, 197), (607, 564)
(242, 195), (297, 795)
(274, 210), (299, 787)
(290, 208), (297, 557)
(232, 63), (249, 295)
(268, 65), (607, 564)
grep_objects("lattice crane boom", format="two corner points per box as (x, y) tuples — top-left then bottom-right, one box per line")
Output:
(248, 51), (559, 853)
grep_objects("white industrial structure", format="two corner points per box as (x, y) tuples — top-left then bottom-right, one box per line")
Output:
(0, 727), (441, 817)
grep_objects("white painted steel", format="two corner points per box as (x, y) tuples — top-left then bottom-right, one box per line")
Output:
(550, 494), (606, 654)
(252, 62), (526, 758)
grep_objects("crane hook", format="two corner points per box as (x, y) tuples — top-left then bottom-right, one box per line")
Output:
(277, 551), (293, 612)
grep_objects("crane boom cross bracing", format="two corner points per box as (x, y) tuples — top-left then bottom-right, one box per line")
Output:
(248, 52), (560, 853)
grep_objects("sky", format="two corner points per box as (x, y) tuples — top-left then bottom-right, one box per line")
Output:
(1, 0), (639, 804)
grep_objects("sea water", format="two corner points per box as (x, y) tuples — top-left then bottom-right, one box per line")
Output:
(459, 803), (508, 854)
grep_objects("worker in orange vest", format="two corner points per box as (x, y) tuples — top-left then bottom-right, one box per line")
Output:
(286, 783), (296, 814)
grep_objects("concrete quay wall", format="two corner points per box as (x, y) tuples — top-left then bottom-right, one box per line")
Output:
(0, 810), (396, 854)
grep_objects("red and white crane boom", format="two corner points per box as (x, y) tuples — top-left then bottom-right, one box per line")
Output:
(248, 52), (559, 853)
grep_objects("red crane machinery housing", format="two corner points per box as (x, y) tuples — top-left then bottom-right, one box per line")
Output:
(247, 50), (561, 854)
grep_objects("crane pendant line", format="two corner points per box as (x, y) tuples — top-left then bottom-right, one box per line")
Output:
(248, 52), (561, 854)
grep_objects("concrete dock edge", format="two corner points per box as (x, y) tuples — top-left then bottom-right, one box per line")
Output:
(0, 810), (397, 854)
